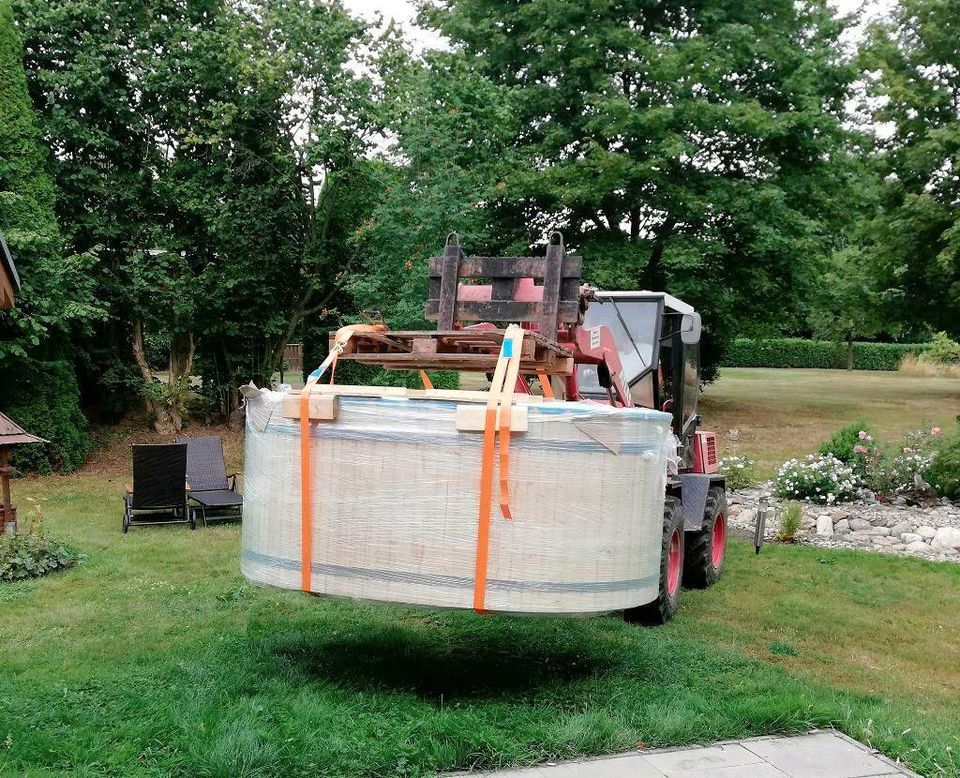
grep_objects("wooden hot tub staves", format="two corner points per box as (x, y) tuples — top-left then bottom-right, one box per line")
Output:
(241, 386), (674, 615)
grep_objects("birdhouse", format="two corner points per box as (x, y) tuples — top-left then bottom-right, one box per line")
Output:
(0, 412), (47, 534)
(0, 231), (20, 309)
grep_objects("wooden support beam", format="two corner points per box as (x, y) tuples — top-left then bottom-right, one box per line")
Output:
(423, 299), (579, 323)
(436, 240), (461, 330)
(281, 394), (339, 421)
(427, 256), (582, 279)
(540, 240), (564, 342)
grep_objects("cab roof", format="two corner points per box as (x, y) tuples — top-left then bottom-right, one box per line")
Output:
(594, 290), (695, 315)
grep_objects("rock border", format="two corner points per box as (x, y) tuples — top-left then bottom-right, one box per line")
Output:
(728, 484), (960, 563)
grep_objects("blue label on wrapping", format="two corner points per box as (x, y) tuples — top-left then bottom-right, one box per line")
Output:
(502, 339), (513, 358)
(309, 368), (323, 379)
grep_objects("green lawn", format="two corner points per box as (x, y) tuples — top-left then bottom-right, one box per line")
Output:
(700, 368), (960, 474)
(2, 474), (959, 776)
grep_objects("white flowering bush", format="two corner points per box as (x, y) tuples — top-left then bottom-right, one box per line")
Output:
(774, 454), (857, 504)
(717, 454), (758, 490)
(886, 427), (940, 496)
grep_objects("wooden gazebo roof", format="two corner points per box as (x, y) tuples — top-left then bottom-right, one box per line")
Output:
(0, 412), (47, 447)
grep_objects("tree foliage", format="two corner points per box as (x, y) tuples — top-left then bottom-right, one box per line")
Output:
(15, 0), (380, 427)
(421, 0), (859, 372)
(0, 0), (100, 361)
(858, 0), (960, 338)
(0, 0), (96, 472)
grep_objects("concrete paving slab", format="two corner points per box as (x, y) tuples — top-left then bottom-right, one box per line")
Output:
(640, 743), (766, 775)
(665, 765), (788, 778)
(742, 731), (908, 778)
(463, 754), (666, 777)
(446, 731), (919, 777)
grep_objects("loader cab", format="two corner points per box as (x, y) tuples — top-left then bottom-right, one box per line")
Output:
(576, 292), (702, 443)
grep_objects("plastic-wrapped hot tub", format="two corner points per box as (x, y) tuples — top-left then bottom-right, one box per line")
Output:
(240, 386), (674, 615)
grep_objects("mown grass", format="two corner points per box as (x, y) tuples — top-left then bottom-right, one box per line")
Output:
(1, 474), (958, 776)
(700, 367), (960, 474)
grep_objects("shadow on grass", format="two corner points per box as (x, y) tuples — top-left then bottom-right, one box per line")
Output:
(263, 611), (618, 700)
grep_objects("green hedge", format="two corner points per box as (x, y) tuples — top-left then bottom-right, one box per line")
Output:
(0, 359), (91, 474)
(721, 338), (931, 371)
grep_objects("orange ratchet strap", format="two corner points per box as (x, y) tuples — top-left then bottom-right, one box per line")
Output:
(498, 337), (524, 520)
(300, 323), (387, 592)
(536, 370), (555, 400)
(473, 325), (524, 613)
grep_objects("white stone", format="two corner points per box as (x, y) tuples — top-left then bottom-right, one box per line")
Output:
(834, 519), (850, 534)
(901, 533), (923, 544)
(849, 518), (872, 531)
(816, 516), (833, 536)
(873, 526), (891, 536)
(889, 520), (913, 536)
(872, 536), (896, 546)
(917, 525), (937, 539)
(931, 526), (960, 551)
(738, 508), (757, 526)
(905, 540), (930, 553)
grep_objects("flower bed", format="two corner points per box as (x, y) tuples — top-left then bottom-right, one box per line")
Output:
(774, 454), (857, 504)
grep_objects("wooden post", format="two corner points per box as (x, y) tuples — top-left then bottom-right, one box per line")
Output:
(541, 235), (564, 342)
(0, 449), (13, 534)
(437, 236), (462, 331)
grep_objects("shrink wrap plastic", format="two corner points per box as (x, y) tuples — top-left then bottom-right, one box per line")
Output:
(240, 386), (675, 614)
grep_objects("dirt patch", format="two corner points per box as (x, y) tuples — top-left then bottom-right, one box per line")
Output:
(82, 416), (245, 477)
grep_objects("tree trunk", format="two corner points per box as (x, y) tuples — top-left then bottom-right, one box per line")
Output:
(846, 334), (854, 371)
(132, 318), (174, 433)
(167, 331), (195, 431)
(643, 217), (676, 289)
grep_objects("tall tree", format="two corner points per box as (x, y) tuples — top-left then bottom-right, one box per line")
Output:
(859, 0), (960, 338)
(350, 49), (520, 329)
(0, 0), (100, 470)
(16, 0), (380, 428)
(421, 0), (857, 372)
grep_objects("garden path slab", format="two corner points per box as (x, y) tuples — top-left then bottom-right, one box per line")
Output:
(449, 730), (919, 777)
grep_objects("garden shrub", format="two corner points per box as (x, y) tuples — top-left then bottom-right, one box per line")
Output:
(721, 338), (930, 371)
(0, 359), (91, 474)
(774, 454), (857, 503)
(818, 420), (876, 466)
(886, 428), (940, 498)
(0, 531), (79, 582)
(926, 427), (960, 500)
(717, 454), (759, 490)
(918, 331), (960, 366)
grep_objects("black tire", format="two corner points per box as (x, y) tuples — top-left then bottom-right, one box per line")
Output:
(624, 496), (684, 625)
(683, 485), (727, 589)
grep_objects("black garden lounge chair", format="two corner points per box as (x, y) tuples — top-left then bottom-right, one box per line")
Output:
(123, 443), (193, 532)
(176, 435), (243, 525)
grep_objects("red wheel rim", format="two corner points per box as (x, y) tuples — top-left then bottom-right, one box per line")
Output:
(711, 512), (726, 568)
(666, 529), (682, 597)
